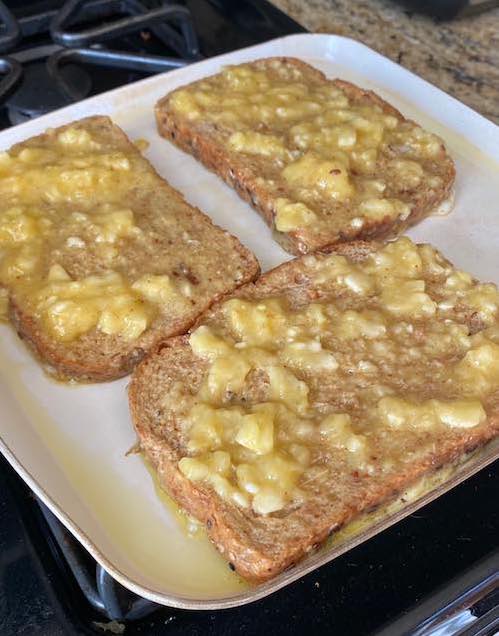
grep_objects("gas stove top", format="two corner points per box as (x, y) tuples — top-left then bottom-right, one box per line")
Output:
(0, 0), (302, 127)
(0, 2), (497, 635)
(2, 454), (497, 635)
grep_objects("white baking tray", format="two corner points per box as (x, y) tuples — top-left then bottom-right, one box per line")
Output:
(0, 34), (498, 610)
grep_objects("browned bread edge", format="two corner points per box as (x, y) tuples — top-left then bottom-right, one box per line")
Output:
(5, 115), (260, 382)
(155, 57), (455, 255)
(128, 241), (499, 582)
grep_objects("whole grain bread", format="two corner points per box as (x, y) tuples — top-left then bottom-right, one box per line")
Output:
(156, 57), (455, 255)
(3, 116), (259, 381)
(129, 239), (499, 582)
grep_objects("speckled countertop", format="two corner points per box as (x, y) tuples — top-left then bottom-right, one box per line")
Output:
(270, 0), (499, 124)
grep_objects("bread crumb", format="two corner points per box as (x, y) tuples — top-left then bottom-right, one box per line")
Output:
(134, 137), (150, 152)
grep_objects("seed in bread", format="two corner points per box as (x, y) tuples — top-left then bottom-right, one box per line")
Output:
(129, 237), (499, 582)
(0, 116), (259, 381)
(156, 57), (455, 255)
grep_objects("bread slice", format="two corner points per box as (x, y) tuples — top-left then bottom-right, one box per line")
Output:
(129, 237), (499, 582)
(1, 116), (259, 381)
(156, 57), (455, 255)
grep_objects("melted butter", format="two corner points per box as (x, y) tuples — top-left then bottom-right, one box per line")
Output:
(0, 339), (247, 597)
(141, 456), (205, 539)
(327, 455), (468, 549)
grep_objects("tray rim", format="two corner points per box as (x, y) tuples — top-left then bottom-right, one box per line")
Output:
(1, 433), (497, 610)
(0, 34), (496, 153)
(0, 32), (498, 610)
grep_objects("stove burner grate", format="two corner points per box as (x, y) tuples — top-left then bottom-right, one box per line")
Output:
(6, 60), (91, 125)
(0, 0), (200, 123)
(39, 499), (159, 621)
(51, 0), (199, 59)
(37, 494), (499, 628)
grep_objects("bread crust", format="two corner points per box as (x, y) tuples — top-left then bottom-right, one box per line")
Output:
(156, 57), (455, 255)
(4, 116), (259, 381)
(129, 241), (499, 582)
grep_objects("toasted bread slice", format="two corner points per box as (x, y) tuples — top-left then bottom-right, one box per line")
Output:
(1, 116), (259, 381)
(129, 237), (499, 582)
(156, 57), (455, 255)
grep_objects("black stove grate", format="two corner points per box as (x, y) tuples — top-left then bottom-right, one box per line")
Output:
(38, 500), (159, 621)
(32, 467), (499, 631)
(51, 0), (200, 58)
(0, 0), (200, 123)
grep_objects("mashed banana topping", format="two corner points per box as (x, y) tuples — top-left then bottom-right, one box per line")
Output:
(170, 61), (448, 234)
(179, 237), (499, 515)
(0, 125), (187, 339)
(30, 270), (184, 342)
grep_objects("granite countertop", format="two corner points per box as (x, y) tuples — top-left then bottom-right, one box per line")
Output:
(271, 0), (499, 124)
